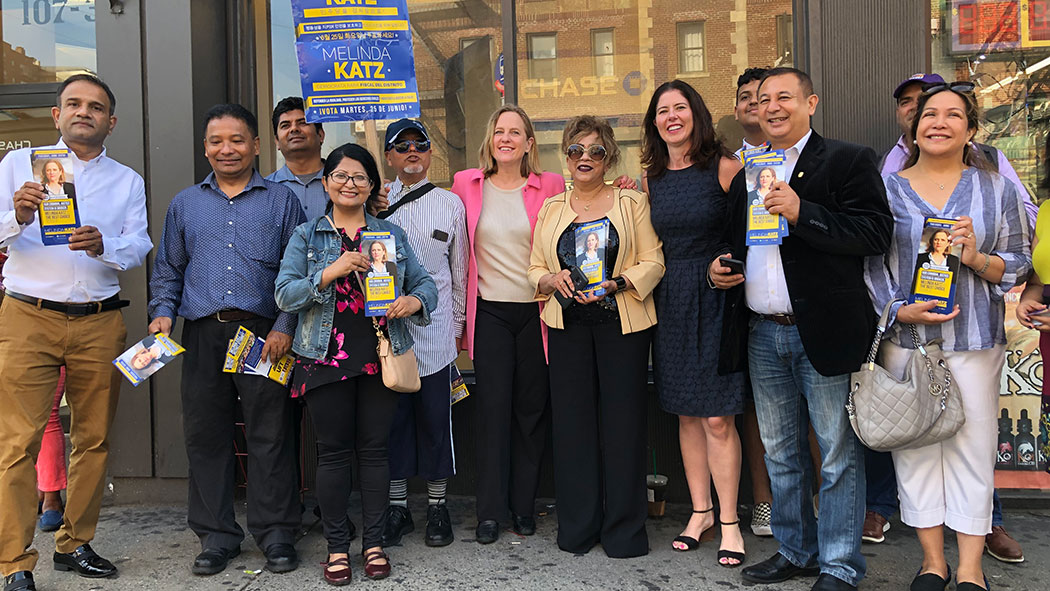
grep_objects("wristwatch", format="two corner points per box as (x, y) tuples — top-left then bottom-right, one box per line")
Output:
(613, 276), (627, 291)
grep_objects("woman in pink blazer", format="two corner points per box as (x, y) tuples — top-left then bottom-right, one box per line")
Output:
(451, 105), (564, 544)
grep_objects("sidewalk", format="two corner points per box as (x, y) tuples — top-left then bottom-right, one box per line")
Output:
(24, 496), (1050, 590)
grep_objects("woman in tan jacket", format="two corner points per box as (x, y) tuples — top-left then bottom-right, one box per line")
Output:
(528, 115), (664, 558)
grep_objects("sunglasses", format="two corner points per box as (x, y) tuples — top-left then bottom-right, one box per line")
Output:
(921, 81), (975, 95)
(566, 143), (607, 162)
(391, 139), (431, 153)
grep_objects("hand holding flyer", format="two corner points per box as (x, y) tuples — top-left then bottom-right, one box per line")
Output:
(744, 150), (789, 246)
(31, 148), (80, 245)
(223, 326), (295, 385)
(359, 231), (400, 316)
(910, 217), (963, 314)
(575, 220), (609, 297)
(114, 333), (185, 387)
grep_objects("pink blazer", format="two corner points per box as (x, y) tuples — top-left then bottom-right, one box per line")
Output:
(451, 168), (566, 359)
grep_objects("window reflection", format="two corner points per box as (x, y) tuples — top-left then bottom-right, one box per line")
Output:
(0, 0), (97, 85)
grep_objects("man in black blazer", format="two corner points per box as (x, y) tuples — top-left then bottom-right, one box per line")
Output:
(709, 68), (893, 591)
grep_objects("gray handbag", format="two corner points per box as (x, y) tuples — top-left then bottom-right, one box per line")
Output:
(846, 300), (965, 452)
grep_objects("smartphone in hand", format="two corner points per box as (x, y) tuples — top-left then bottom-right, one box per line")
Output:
(553, 266), (589, 308)
(719, 256), (745, 276)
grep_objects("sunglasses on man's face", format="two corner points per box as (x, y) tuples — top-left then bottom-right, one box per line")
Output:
(566, 143), (607, 162)
(921, 81), (975, 95)
(391, 139), (431, 153)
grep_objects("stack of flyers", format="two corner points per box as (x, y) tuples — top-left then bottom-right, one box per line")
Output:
(909, 217), (962, 314)
(575, 219), (609, 296)
(113, 333), (185, 387)
(359, 231), (400, 316)
(744, 149), (789, 246)
(223, 326), (295, 386)
(450, 364), (470, 405)
(739, 143), (770, 165)
(31, 148), (80, 246)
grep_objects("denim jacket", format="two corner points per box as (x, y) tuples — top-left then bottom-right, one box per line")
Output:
(275, 213), (437, 360)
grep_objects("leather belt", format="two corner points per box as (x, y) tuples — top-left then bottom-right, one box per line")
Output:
(212, 309), (261, 323)
(758, 313), (797, 326)
(6, 291), (128, 316)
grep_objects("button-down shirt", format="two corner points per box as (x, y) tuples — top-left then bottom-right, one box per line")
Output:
(148, 170), (306, 335)
(384, 176), (468, 376)
(881, 134), (1038, 230)
(745, 129), (812, 315)
(733, 138), (766, 160)
(266, 163), (327, 221)
(0, 140), (152, 302)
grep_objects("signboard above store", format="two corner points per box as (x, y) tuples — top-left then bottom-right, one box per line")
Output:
(951, 0), (1050, 52)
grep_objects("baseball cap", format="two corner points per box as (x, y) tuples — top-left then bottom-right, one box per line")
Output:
(893, 73), (945, 99)
(384, 119), (429, 150)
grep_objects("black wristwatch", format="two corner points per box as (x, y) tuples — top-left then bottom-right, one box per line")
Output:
(613, 276), (627, 291)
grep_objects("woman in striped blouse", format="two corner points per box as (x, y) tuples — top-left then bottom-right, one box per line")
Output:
(864, 82), (1030, 591)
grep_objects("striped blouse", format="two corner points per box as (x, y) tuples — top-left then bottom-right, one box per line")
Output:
(864, 168), (1031, 352)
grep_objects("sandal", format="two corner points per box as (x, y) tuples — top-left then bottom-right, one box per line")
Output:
(716, 519), (746, 568)
(909, 565), (950, 591)
(362, 548), (391, 580)
(322, 556), (351, 586)
(672, 507), (715, 552)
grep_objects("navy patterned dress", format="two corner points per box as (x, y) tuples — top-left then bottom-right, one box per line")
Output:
(649, 163), (744, 417)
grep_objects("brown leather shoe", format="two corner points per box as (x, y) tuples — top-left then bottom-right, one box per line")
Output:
(985, 525), (1024, 563)
(322, 557), (351, 586)
(861, 511), (889, 544)
(362, 549), (391, 580)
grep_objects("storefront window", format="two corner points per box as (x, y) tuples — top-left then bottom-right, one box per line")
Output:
(0, 0), (97, 85)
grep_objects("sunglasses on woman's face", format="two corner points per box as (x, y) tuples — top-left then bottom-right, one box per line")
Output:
(921, 81), (975, 95)
(391, 139), (431, 153)
(566, 143), (607, 162)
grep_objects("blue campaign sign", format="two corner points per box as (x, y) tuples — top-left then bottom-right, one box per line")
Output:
(291, 0), (420, 122)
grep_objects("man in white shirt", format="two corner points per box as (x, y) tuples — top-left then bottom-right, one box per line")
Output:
(735, 67), (769, 157)
(0, 74), (151, 591)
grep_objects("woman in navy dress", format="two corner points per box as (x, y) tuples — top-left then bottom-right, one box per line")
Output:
(642, 80), (747, 567)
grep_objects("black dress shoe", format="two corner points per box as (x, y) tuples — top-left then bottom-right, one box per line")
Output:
(191, 546), (240, 576)
(476, 519), (500, 544)
(380, 505), (415, 546)
(811, 573), (857, 591)
(3, 572), (34, 591)
(741, 552), (820, 584)
(264, 543), (299, 574)
(53, 544), (117, 578)
(511, 513), (536, 536)
(425, 503), (454, 547)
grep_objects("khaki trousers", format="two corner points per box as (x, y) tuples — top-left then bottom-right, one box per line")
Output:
(0, 297), (126, 575)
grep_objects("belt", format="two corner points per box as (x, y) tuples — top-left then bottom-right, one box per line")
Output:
(212, 309), (261, 323)
(6, 291), (129, 316)
(758, 313), (797, 326)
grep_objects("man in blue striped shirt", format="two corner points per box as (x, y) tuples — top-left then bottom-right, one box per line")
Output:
(375, 119), (468, 548)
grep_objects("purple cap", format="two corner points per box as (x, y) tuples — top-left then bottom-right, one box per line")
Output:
(893, 73), (945, 99)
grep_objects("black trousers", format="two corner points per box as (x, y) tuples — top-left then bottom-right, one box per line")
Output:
(388, 365), (455, 481)
(303, 375), (400, 553)
(472, 299), (550, 522)
(548, 322), (651, 558)
(181, 317), (300, 552)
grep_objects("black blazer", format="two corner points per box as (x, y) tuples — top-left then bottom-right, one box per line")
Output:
(718, 131), (894, 377)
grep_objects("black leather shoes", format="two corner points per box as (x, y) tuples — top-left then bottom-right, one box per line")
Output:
(264, 543), (299, 574)
(3, 572), (34, 591)
(511, 513), (536, 536)
(53, 544), (117, 578)
(476, 519), (500, 544)
(191, 546), (240, 576)
(741, 552), (820, 584)
(425, 503), (454, 547)
(811, 573), (857, 591)
(380, 505), (415, 546)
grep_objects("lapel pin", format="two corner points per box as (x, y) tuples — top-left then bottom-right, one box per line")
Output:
(797, 171), (805, 178)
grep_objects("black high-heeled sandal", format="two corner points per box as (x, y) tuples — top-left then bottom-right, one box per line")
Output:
(716, 519), (746, 568)
(672, 507), (715, 552)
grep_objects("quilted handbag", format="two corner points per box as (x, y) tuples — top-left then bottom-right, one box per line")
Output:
(845, 300), (965, 452)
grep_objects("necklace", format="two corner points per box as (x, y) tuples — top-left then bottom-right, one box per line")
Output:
(573, 189), (605, 211)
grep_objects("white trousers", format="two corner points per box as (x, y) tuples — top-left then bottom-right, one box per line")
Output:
(881, 342), (1004, 536)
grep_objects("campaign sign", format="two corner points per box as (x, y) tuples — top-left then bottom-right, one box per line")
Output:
(909, 217), (963, 314)
(31, 148), (80, 245)
(291, 0), (420, 122)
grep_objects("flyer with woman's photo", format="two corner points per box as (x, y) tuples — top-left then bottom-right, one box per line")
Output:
(359, 231), (399, 316)
(222, 326), (295, 385)
(744, 150), (788, 245)
(575, 220), (608, 296)
(30, 148), (80, 245)
(910, 217), (962, 314)
(113, 333), (185, 387)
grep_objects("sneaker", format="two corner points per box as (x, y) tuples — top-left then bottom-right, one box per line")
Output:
(750, 502), (773, 537)
(379, 505), (414, 547)
(985, 525), (1024, 563)
(424, 503), (453, 547)
(861, 511), (890, 544)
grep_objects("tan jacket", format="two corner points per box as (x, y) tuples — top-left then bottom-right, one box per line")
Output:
(528, 187), (665, 334)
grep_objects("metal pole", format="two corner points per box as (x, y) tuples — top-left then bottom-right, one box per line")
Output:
(501, 0), (517, 104)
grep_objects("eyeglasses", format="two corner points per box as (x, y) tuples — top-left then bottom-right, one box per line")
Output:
(566, 143), (607, 162)
(921, 81), (975, 95)
(391, 139), (431, 153)
(328, 172), (372, 187)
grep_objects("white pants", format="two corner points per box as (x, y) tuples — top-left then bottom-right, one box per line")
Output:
(881, 342), (1004, 536)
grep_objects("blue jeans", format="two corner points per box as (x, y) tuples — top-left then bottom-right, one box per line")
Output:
(749, 319), (866, 586)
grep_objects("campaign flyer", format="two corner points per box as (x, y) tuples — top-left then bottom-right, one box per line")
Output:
(113, 333), (185, 387)
(360, 231), (399, 316)
(909, 217), (962, 314)
(31, 148), (80, 246)
(744, 150), (788, 245)
(223, 326), (295, 386)
(575, 219), (608, 296)
(450, 364), (470, 405)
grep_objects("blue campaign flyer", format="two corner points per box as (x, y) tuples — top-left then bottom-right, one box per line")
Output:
(291, 0), (420, 122)
(575, 219), (608, 296)
(744, 150), (787, 246)
(31, 148), (80, 245)
(910, 217), (962, 314)
(360, 231), (400, 316)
